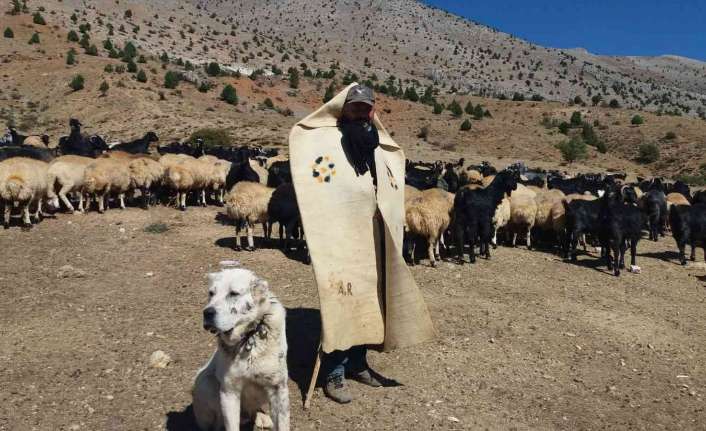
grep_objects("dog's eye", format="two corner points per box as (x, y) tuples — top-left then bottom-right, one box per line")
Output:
(228, 292), (239, 298)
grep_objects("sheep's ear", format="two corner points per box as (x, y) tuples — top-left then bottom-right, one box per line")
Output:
(250, 277), (269, 303)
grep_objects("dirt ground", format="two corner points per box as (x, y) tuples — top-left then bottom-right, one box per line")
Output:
(1, 205), (706, 431)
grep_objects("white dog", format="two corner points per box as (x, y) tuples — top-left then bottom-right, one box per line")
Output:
(192, 267), (290, 431)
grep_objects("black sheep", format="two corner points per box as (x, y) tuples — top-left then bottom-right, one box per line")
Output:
(453, 170), (518, 264)
(669, 204), (706, 265)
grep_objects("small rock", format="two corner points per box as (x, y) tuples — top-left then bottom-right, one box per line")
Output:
(149, 350), (171, 368)
(104, 395), (114, 401)
(447, 416), (460, 423)
(69, 425), (80, 431)
(57, 265), (87, 279)
(118, 227), (126, 233)
(145, 272), (154, 277)
(564, 332), (577, 337)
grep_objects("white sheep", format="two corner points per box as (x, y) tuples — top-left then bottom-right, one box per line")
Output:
(127, 156), (165, 207)
(199, 155), (232, 204)
(163, 156), (212, 210)
(405, 188), (454, 267)
(508, 184), (537, 248)
(46, 155), (94, 212)
(224, 181), (275, 251)
(83, 157), (131, 212)
(0, 157), (49, 228)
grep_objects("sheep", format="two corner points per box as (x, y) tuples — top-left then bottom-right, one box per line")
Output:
(507, 184), (538, 248)
(249, 159), (269, 185)
(491, 195), (511, 247)
(224, 181), (275, 251)
(453, 170), (519, 264)
(666, 192), (690, 209)
(83, 157), (131, 212)
(46, 155), (94, 213)
(199, 155), (232, 204)
(531, 188), (566, 247)
(404, 184), (422, 205)
(0, 157), (49, 229)
(162, 155), (212, 210)
(22, 135), (50, 148)
(127, 156), (165, 208)
(404, 188), (454, 267)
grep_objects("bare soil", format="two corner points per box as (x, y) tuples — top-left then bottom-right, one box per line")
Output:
(2, 205), (706, 430)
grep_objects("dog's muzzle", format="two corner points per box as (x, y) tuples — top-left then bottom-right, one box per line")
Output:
(203, 307), (217, 333)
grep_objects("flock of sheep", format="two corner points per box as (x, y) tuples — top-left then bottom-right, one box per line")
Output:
(1, 121), (705, 276)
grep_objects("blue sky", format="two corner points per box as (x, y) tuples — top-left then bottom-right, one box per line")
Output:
(424, 1), (706, 61)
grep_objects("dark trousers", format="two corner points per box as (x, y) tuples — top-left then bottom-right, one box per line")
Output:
(323, 346), (368, 380)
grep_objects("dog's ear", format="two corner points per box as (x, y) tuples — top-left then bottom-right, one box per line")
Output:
(250, 277), (269, 303)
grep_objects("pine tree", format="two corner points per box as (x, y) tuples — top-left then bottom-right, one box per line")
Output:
(447, 100), (463, 117)
(432, 103), (444, 115)
(464, 101), (474, 115)
(556, 136), (587, 163)
(460, 119), (472, 131)
(473, 104), (484, 120)
(570, 111), (582, 126)
(127, 60), (137, 73)
(3, 27), (13, 38)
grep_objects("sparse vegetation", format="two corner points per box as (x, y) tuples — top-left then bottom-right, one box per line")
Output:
(67, 30), (79, 42)
(631, 115), (645, 125)
(135, 69), (147, 83)
(556, 136), (587, 163)
(637, 143), (660, 164)
(664, 131), (677, 140)
(164, 71), (181, 89)
(66, 49), (76, 65)
(32, 12), (46, 25)
(99, 80), (109, 96)
(144, 223), (169, 234)
(447, 100), (463, 117)
(188, 128), (232, 148)
(28, 32), (39, 45)
(205, 62), (221, 77)
(323, 83), (335, 103)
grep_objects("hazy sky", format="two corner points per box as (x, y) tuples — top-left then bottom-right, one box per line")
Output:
(425, 0), (706, 61)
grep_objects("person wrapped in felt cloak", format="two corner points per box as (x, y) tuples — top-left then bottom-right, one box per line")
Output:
(289, 83), (435, 404)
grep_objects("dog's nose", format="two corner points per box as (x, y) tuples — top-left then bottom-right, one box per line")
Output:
(203, 307), (216, 321)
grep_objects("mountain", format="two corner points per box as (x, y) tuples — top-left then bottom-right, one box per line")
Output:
(1, 0), (705, 180)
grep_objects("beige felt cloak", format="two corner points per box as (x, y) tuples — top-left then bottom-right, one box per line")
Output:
(288, 83), (435, 353)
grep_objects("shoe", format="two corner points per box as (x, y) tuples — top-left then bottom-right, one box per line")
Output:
(350, 369), (382, 387)
(324, 375), (352, 404)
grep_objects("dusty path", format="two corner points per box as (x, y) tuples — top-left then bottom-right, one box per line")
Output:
(1, 206), (705, 430)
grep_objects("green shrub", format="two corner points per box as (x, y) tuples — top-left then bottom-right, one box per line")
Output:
(32, 12), (46, 25)
(221, 84), (238, 105)
(67, 29), (79, 42)
(556, 136), (588, 163)
(637, 143), (659, 164)
(464, 101), (474, 115)
(164, 71), (180, 88)
(558, 122), (570, 135)
(144, 222), (169, 234)
(135, 69), (147, 83)
(188, 128), (232, 148)
(323, 83), (335, 103)
(664, 131), (677, 140)
(460, 119), (472, 131)
(3, 27), (13, 38)
(69, 74), (85, 91)
(263, 98), (275, 109)
(432, 103), (444, 115)
(473, 104), (484, 120)
(591, 94), (602, 106)
(198, 81), (212, 93)
(595, 140), (608, 153)
(570, 111), (582, 126)
(28, 32), (39, 44)
(288, 68), (299, 89)
(609, 99), (620, 109)
(66, 49), (76, 65)
(206, 62), (221, 77)
(104, 64), (113, 73)
(103, 39), (113, 50)
(85, 44), (98, 56)
(512, 93), (525, 101)
(99, 80), (109, 96)
(115, 64), (125, 74)
(631, 115), (644, 125)
(127, 60), (137, 73)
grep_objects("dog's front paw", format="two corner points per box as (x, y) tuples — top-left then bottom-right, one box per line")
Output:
(254, 412), (273, 429)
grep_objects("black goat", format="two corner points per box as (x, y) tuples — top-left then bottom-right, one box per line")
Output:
(0, 145), (54, 162)
(599, 188), (644, 276)
(453, 170), (518, 263)
(564, 198), (603, 260)
(267, 160), (292, 188)
(158, 141), (204, 157)
(405, 162), (442, 190)
(642, 189), (667, 241)
(693, 190), (706, 205)
(58, 119), (108, 157)
(669, 204), (706, 265)
(225, 158), (260, 191)
(110, 132), (159, 154)
(267, 183), (303, 253)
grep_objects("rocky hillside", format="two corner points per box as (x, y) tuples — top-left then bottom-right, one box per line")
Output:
(1, 1), (705, 180)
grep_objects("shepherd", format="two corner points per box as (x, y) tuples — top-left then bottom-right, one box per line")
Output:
(289, 84), (435, 404)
